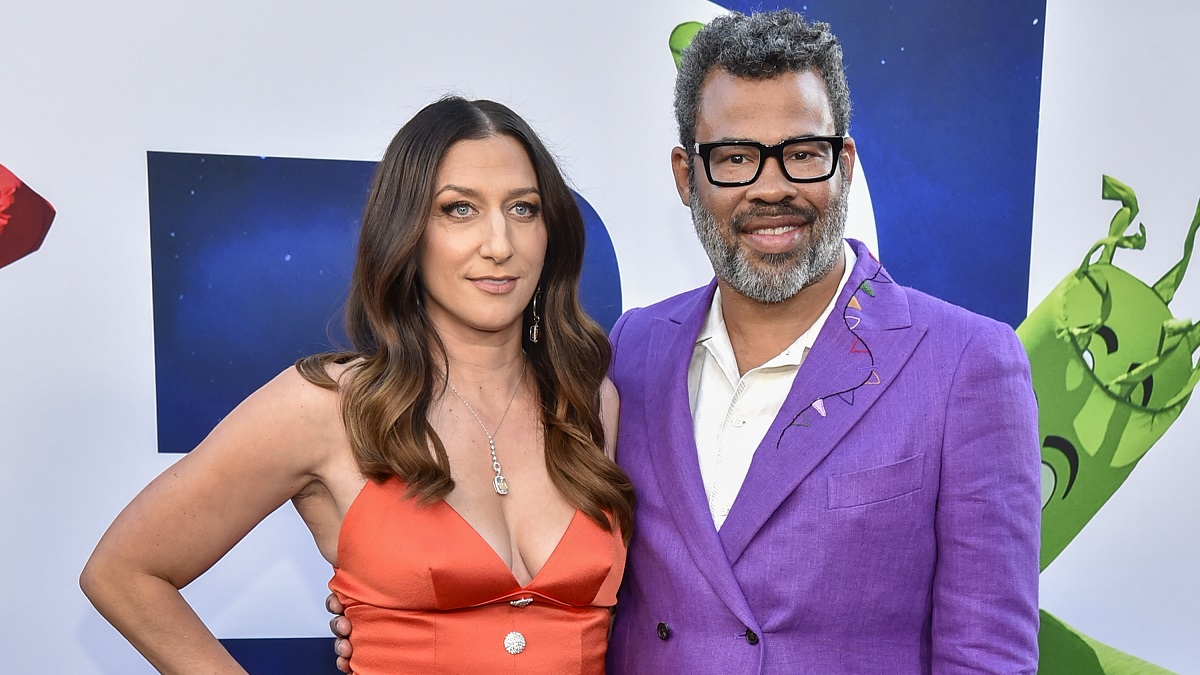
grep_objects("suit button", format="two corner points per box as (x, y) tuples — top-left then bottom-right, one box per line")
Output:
(745, 628), (759, 645)
(657, 622), (671, 640)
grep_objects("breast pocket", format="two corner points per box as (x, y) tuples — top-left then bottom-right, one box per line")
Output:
(827, 454), (925, 509)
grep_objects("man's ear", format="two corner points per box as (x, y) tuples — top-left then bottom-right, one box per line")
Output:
(670, 146), (692, 206)
(840, 136), (857, 187)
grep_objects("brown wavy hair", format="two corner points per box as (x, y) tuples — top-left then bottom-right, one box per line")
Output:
(297, 97), (633, 542)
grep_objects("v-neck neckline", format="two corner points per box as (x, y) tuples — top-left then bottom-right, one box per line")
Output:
(438, 499), (583, 589)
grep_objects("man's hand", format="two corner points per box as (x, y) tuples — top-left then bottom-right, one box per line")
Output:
(326, 593), (352, 673)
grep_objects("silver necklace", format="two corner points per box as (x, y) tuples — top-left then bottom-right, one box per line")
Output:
(445, 360), (527, 495)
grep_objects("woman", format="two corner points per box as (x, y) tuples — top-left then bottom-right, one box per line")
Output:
(81, 96), (635, 673)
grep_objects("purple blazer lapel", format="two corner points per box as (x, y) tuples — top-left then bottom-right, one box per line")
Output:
(719, 241), (927, 565)
(642, 279), (756, 624)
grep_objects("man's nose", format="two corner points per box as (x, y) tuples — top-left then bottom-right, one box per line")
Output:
(745, 155), (799, 203)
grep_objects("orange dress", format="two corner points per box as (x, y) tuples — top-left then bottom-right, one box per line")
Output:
(329, 477), (626, 674)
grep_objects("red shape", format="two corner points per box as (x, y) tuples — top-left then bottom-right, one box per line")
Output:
(0, 163), (56, 269)
(850, 336), (869, 353)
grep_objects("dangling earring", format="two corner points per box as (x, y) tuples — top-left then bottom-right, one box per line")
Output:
(528, 288), (542, 344)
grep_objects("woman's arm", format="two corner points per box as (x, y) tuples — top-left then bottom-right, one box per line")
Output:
(80, 367), (342, 674)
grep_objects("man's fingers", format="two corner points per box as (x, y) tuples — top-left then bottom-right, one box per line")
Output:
(330, 616), (351, 638)
(325, 593), (345, 614)
(336, 655), (351, 674)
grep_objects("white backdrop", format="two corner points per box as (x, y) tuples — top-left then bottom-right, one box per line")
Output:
(2, 0), (1196, 673)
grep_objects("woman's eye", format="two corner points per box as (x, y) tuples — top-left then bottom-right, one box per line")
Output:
(511, 202), (540, 219)
(444, 202), (474, 218)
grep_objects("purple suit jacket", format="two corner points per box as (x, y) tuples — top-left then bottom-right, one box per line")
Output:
(606, 240), (1040, 674)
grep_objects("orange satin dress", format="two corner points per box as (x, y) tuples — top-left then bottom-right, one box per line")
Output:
(329, 477), (626, 674)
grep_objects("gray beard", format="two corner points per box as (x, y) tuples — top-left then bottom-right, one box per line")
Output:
(689, 183), (849, 304)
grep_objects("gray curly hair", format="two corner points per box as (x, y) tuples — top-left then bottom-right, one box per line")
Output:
(674, 10), (852, 151)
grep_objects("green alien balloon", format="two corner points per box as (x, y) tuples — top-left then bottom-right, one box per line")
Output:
(669, 21), (703, 70)
(1019, 175), (1200, 572)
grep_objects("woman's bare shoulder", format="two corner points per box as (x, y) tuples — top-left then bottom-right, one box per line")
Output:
(218, 363), (359, 467)
(263, 365), (340, 413)
(268, 357), (364, 407)
(600, 376), (620, 461)
(600, 376), (619, 408)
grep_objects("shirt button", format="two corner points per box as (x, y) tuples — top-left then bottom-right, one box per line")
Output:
(731, 418), (746, 428)
(657, 622), (671, 640)
(745, 628), (759, 645)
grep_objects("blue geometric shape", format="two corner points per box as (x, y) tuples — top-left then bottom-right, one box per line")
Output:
(576, 191), (622, 331)
(147, 152), (366, 455)
(220, 637), (341, 674)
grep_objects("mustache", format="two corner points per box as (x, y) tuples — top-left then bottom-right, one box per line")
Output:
(731, 203), (820, 231)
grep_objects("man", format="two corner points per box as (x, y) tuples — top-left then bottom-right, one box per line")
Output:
(333, 9), (1040, 673)
(602, 9), (1040, 674)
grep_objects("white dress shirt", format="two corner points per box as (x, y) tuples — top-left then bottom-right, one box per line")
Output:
(687, 242), (856, 529)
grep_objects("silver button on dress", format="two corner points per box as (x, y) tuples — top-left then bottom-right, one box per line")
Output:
(503, 631), (526, 655)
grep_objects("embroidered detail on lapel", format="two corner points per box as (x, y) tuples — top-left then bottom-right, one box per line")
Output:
(776, 261), (895, 447)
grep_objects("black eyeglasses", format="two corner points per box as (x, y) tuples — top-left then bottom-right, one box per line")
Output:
(692, 135), (846, 187)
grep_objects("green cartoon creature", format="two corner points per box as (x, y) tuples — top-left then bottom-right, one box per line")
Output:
(669, 21), (704, 69)
(1019, 175), (1200, 674)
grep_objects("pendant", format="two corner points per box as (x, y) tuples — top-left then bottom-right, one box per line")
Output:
(493, 474), (510, 495)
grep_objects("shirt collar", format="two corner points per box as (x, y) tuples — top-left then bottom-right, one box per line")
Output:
(695, 240), (857, 372)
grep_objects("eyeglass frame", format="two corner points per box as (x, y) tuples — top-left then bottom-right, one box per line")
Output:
(691, 135), (847, 187)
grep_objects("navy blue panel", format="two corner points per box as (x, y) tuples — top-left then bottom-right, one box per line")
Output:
(221, 637), (341, 674)
(709, 1), (1047, 327)
(577, 191), (623, 330)
(148, 152), (623, 454)
(147, 152), (366, 454)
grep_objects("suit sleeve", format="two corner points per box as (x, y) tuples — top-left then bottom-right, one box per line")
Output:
(931, 322), (1041, 673)
(608, 307), (638, 381)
